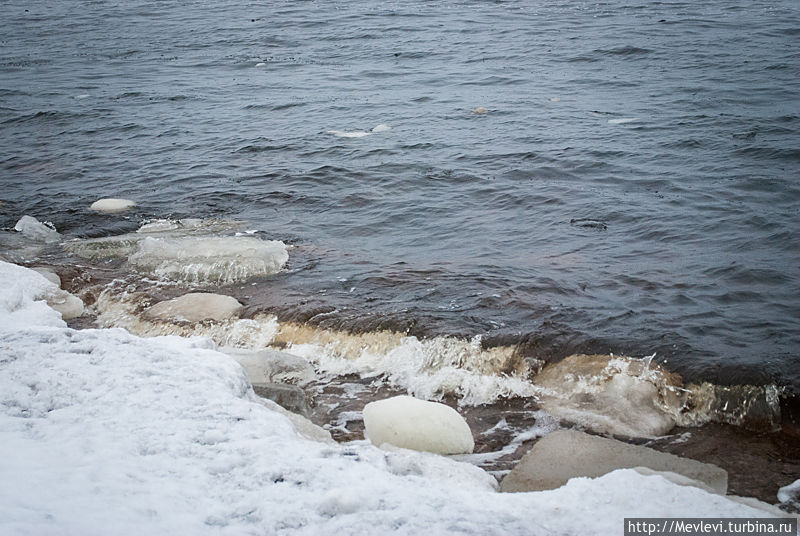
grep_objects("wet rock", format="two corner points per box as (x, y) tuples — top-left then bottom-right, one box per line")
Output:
(252, 382), (311, 417)
(500, 429), (727, 494)
(363, 395), (474, 455)
(143, 293), (242, 323)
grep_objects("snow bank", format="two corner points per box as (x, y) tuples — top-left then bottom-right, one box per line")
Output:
(0, 260), (783, 535)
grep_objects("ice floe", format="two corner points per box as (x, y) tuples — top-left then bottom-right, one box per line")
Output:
(89, 198), (136, 213)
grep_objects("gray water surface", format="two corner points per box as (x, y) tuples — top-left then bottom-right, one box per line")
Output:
(2, 0), (799, 391)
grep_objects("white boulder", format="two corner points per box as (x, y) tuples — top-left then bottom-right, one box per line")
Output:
(143, 293), (243, 323)
(363, 395), (474, 455)
(89, 198), (136, 213)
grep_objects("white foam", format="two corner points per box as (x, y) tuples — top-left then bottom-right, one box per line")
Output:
(608, 118), (638, 124)
(90, 198), (136, 213)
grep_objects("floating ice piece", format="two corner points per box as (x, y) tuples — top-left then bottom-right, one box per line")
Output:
(549, 97), (561, 102)
(75, 94), (90, 100)
(472, 106), (488, 114)
(143, 293), (243, 323)
(500, 430), (728, 494)
(14, 215), (60, 243)
(128, 236), (288, 284)
(328, 124), (391, 138)
(363, 395), (474, 454)
(608, 117), (637, 124)
(89, 198), (136, 213)
(255, 62), (266, 67)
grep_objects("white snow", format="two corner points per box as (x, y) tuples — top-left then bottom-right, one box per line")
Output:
(363, 396), (475, 454)
(0, 260), (786, 535)
(89, 198), (136, 213)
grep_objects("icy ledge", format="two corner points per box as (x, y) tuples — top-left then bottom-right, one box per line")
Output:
(0, 260), (785, 535)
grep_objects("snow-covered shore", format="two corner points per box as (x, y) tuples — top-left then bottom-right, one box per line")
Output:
(0, 260), (785, 535)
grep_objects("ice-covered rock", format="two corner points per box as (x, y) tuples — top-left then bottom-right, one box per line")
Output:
(14, 216), (60, 243)
(31, 267), (61, 286)
(363, 395), (474, 454)
(779, 478), (800, 511)
(222, 347), (316, 385)
(144, 293), (243, 323)
(89, 198), (136, 213)
(500, 429), (727, 494)
(129, 236), (288, 284)
(44, 288), (85, 320)
(252, 382), (310, 417)
(534, 353), (682, 437)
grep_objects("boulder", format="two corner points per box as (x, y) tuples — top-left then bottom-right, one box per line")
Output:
(499, 430), (727, 494)
(252, 382), (311, 417)
(89, 198), (136, 213)
(223, 347), (316, 385)
(143, 293), (242, 323)
(363, 395), (474, 455)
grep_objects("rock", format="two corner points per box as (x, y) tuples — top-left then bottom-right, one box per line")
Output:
(255, 396), (333, 444)
(14, 216), (60, 243)
(252, 382), (311, 417)
(362, 395), (474, 455)
(472, 106), (488, 114)
(533, 354), (682, 437)
(89, 198), (136, 213)
(499, 430), (727, 494)
(32, 267), (61, 286)
(143, 293), (242, 323)
(44, 288), (84, 320)
(223, 347), (316, 385)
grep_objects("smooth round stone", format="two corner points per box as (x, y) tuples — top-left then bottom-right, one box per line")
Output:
(363, 395), (474, 455)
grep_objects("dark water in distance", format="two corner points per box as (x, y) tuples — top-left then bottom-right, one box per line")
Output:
(1, 1), (799, 391)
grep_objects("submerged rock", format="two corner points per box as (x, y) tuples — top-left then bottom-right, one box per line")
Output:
(500, 429), (727, 494)
(89, 198), (136, 213)
(363, 395), (474, 455)
(143, 293), (243, 323)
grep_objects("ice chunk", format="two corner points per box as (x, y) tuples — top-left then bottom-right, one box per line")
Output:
(14, 215), (60, 243)
(608, 117), (637, 124)
(222, 347), (316, 385)
(363, 395), (474, 454)
(534, 354), (682, 437)
(499, 429), (727, 494)
(371, 124), (391, 132)
(89, 198), (136, 213)
(778, 478), (800, 510)
(143, 293), (243, 323)
(43, 288), (84, 320)
(473, 106), (488, 114)
(128, 236), (288, 284)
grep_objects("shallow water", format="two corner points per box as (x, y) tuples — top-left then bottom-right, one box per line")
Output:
(2, 3), (799, 396)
